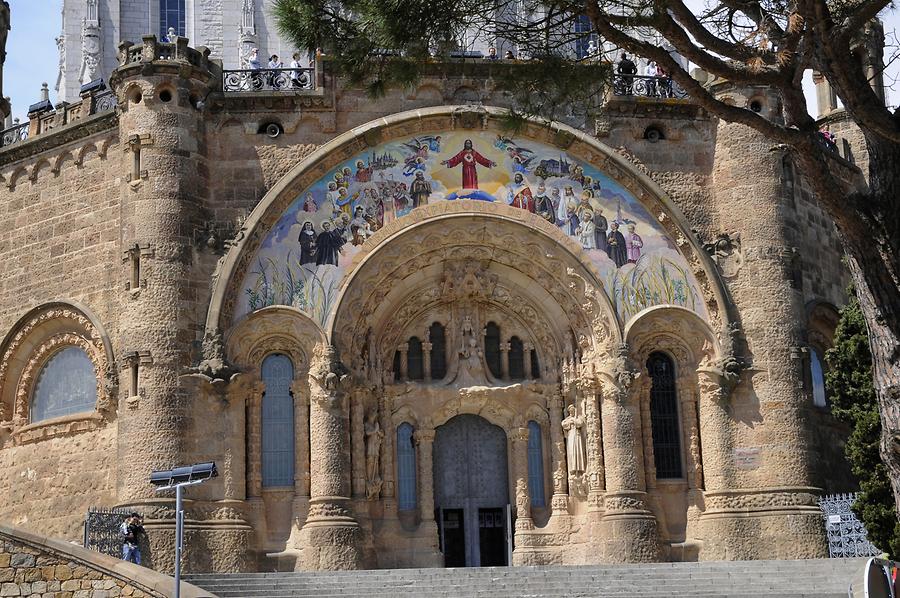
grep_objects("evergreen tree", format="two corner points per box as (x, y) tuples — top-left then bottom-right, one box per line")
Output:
(826, 288), (900, 559)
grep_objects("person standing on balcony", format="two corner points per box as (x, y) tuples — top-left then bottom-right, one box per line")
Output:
(290, 52), (304, 88)
(657, 64), (673, 98)
(617, 52), (637, 95)
(267, 54), (283, 88)
(646, 61), (658, 96)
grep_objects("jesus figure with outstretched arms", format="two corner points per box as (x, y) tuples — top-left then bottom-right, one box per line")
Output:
(441, 139), (496, 190)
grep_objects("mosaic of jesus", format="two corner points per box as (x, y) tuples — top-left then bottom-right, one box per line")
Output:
(238, 131), (705, 326)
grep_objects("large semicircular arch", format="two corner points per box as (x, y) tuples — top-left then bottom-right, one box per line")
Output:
(326, 202), (618, 370)
(206, 105), (734, 348)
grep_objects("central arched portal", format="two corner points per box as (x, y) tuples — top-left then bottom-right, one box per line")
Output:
(434, 414), (510, 567)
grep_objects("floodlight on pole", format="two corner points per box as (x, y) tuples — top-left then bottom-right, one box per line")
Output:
(150, 462), (218, 598)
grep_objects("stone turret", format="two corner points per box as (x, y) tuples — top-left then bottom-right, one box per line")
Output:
(703, 79), (828, 560)
(109, 36), (222, 571)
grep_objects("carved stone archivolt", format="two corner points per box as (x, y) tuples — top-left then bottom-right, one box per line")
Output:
(226, 305), (325, 372)
(0, 303), (115, 432)
(329, 208), (619, 385)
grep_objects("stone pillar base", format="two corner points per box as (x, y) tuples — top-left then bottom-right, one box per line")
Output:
(296, 497), (363, 570)
(597, 512), (660, 562)
(698, 507), (827, 561)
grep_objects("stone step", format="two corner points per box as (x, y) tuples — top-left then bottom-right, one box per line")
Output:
(186, 559), (864, 598)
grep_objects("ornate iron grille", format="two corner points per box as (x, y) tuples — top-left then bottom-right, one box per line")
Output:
(0, 121), (28, 147)
(83, 507), (133, 557)
(612, 74), (688, 99)
(222, 67), (315, 92)
(819, 492), (882, 558)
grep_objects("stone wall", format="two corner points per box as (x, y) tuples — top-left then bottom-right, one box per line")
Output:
(0, 129), (122, 544)
(0, 522), (211, 597)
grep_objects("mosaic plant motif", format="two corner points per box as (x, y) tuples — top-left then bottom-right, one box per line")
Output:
(237, 131), (706, 326)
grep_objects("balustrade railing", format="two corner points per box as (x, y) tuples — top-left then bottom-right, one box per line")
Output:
(223, 67), (315, 92)
(612, 74), (688, 99)
(0, 121), (28, 148)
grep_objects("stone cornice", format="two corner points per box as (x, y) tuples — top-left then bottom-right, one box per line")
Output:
(0, 111), (117, 168)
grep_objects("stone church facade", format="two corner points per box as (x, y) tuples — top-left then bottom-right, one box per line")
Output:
(0, 35), (861, 573)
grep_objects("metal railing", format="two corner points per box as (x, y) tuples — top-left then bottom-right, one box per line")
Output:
(612, 74), (688, 99)
(83, 506), (134, 557)
(223, 67), (315, 92)
(0, 121), (27, 148)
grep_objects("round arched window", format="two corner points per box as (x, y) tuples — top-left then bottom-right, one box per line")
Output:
(31, 347), (98, 423)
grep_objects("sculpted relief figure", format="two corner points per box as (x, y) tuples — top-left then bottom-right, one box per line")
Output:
(364, 410), (384, 499)
(561, 404), (586, 476)
(450, 314), (490, 387)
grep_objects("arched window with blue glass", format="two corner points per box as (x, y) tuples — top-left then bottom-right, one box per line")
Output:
(648, 351), (683, 479)
(810, 347), (828, 408)
(397, 423), (417, 511)
(527, 420), (546, 508)
(31, 346), (97, 423)
(159, 0), (186, 39)
(261, 353), (295, 488)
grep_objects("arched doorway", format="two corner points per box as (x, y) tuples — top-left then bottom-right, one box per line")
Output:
(434, 414), (510, 567)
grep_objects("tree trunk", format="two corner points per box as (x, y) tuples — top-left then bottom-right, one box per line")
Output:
(797, 131), (900, 513)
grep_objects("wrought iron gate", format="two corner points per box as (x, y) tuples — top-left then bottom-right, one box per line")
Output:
(83, 507), (133, 557)
(819, 493), (881, 558)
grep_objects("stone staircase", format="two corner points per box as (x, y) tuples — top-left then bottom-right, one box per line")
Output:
(185, 558), (865, 597)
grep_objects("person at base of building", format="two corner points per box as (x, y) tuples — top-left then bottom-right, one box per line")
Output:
(120, 513), (145, 565)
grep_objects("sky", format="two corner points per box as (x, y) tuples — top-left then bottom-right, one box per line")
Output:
(2, 1), (898, 125)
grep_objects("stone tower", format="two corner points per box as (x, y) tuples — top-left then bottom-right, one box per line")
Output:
(705, 78), (827, 558)
(108, 35), (221, 570)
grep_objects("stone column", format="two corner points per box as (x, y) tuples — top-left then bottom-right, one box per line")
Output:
(291, 381), (311, 498)
(423, 342), (433, 382)
(380, 396), (396, 504)
(637, 376), (657, 492)
(247, 381), (265, 499)
(524, 343), (533, 379)
(597, 352), (659, 563)
(298, 344), (361, 570)
(412, 424), (442, 562)
(547, 393), (569, 513)
(500, 342), (510, 380)
(696, 367), (734, 493)
(398, 344), (408, 381)
(246, 380), (268, 548)
(350, 390), (366, 499)
(414, 426), (437, 527)
(581, 384), (605, 510)
(511, 425), (533, 529)
(680, 373), (702, 491)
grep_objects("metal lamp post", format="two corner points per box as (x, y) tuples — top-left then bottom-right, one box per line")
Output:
(149, 462), (218, 598)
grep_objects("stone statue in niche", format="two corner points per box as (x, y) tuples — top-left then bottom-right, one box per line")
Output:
(561, 404), (586, 476)
(449, 314), (489, 387)
(364, 410), (384, 500)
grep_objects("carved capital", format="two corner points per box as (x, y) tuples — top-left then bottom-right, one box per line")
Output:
(308, 343), (351, 407)
(414, 428), (436, 444)
(598, 343), (640, 400)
